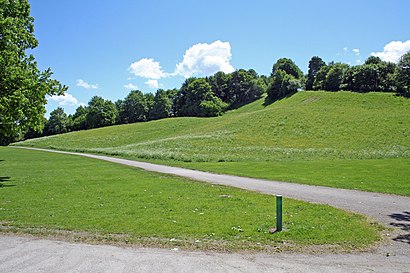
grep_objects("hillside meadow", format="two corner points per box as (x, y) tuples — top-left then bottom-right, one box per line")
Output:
(14, 91), (410, 196)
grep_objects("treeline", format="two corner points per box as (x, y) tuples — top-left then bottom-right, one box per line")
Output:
(27, 50), (410, 138)
(267, 51), (410, 100)
(27, 69), (268, 137)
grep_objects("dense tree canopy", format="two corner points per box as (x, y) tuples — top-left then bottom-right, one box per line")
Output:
(71, 105), (88, 131)
(176, 78), (227, 117)
(271, 58), (303, 79)
(306, 56), (325, 90)
(397, 50), (410, 97)
(86, 96), (117, 129)
(324, 63), (349, 91)
(268, 58), (303, 100)
(0, 0), (67, 144)
(229, 69), (263, 106)
(149, 89), (177, 120)
(46, 107), (69, 135)
(117, 90), (150, 124)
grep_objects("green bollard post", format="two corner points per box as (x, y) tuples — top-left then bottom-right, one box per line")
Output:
(276, 195), (282, 232)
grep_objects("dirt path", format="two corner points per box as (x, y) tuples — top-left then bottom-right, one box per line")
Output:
(0, 235), (408, 273)
(3, 147), (409, 272)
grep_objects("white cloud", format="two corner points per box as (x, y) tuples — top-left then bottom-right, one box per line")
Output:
(49, 93), (79, 106)
(371, 40), (410, 63)
(145, 79), (159, 89)
(343, 47), (348, 54)
(124, 83), (138, 90)
(76, 79), (98, 89)
(174, 40), (235, 78)
(352, 48), (360, 56)
(127, 40), (235, 82)
(128, 58), (165, 79)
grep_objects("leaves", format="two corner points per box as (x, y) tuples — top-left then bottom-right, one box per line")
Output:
(0, 0), (67, 144)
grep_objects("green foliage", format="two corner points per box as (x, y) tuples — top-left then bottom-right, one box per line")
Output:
(268, 58), (304, 100)
(149, 89), (177, 120)
(71, 105), (88, 131)
(271, 58), (303, 79)
(268, 58), (303, 100)
(312, 56), (400, 94)
(86, 96), (118, 129)
(364, 56), (382, 65)
(0, 0), (67, 145)
(46, 107), (69, 135)
(397, 50), (410, 97)
(118, 90), (149, 123)
(176, 78), (227, 117)
(343, 58), (398, 92)
(229, 69), (263, 106)
(206, 69), (264, 108)
(306, 56), (325, 90)
(312, 65), (331, 90)
(323, 63), (349, 91)
(199, 99), (227, 117)
(0, 147), (382, 250)
(207, 71), (232, 102)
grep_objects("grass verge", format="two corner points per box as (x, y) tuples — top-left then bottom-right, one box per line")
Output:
(0, 147), (383, 252)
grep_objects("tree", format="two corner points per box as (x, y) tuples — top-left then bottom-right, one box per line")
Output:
(228, 69), (263, 107)
(397, 50), (410, 97)
(46, 107), (69, 135)
(306, 56), (325, 90)
(86, 96), (117, 129)
(268, 58), (303, 100)
(267, 70), (301, 100)
(118, 90), (149, 123)
(271, 58), (303, 79)
(365, 56), (382, 65)
(324, 63), (349, 91)
(71, 105), (88, 131)
(176, 78), (227, 117)
(0, 0), (67, 145)
(313, 65), (331, 90)
(343, 58), (398, 92)
(149, 89), (177, 120)
(207, 71), (232, 103)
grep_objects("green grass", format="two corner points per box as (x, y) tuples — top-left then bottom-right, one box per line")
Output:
(173, 159), (410, 196)
(0, 147), (382, 251)
(13, 91), (410, 195)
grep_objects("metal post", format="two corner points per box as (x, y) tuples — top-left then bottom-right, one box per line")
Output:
(276, 195), (282, 232)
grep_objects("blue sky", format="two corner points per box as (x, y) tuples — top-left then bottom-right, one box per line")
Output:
(29, 0), (410, 116)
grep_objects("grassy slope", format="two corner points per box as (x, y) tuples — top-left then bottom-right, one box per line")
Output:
(0, 147), (382, 251)
(14, 91), (410, 195)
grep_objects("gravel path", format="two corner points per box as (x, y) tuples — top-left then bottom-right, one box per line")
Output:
(2, 147), (409, 272)
(1, 235), (408, 273)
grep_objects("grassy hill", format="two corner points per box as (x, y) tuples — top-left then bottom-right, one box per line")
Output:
(14, 91), (410, 195)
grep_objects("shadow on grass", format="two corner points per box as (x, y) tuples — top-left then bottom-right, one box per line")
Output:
(389, 211), (410, 245)
(263, 91), (297, 107)
(0, 176), (15, 188)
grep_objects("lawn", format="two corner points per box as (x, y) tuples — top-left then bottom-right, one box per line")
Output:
(14, 91), (410, 196)
(0, 147), (382, 252)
